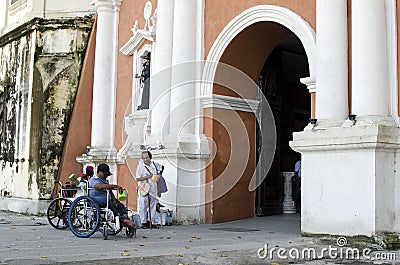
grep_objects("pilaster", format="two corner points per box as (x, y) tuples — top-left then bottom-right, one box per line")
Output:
(89, 0), (121, 154)
(76, 0), (122, 183)
(169, 0), (197, 135)
(352, 0), (389, 120)
(315, 0), (348, 124)
(150, 0), (174, 137)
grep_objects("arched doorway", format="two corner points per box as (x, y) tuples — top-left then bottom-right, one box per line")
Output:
(256, 35), (310, 216)
(203, 5), (316, 223)
(205, 22), (311, 222)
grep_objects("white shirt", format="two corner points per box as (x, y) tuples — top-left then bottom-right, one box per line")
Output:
(294, 160), (301, 178)
(136, 161), (162, 194)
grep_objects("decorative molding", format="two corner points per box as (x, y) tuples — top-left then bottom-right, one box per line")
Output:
(120, 30), (154, 56)
(201, 94), (259, 113)
(90, 0), (116, 11)
(120, 1), (156, 56)
(143, 1), (153, 30)
(291, 124), (400, 153)
(112, 0), (123, 12)
(76, 149), (119, 164)
(117, 135), (133, 162)
(300, 76), (316, 93)
(122, 110), (149, 150)
(202, 5), (316, 96)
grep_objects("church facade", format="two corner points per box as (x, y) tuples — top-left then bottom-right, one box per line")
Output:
(1, 0), (400, 238)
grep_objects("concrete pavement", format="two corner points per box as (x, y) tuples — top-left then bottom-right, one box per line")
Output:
(0, 210), (399, 265)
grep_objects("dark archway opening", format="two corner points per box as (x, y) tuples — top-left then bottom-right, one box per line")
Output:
(256, 35), (310, 216)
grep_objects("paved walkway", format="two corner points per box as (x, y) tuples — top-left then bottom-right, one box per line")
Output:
(0, 211), (398, 264)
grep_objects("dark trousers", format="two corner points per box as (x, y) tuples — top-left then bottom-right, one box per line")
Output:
(99, 201), (128, 220)
(292, 177), (301, 212)
(138, 79), (150, 110)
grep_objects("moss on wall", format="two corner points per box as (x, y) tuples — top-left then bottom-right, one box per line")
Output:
(0, 16), (94, 199)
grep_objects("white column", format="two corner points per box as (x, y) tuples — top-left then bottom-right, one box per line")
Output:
(282, 172), (296, 214)
(315, 0), (348, 121)
(169, 0), (197, 135)
(150, 0), (174, 138)
(90, 0), (121, 154)
(352, 0), (388, 117)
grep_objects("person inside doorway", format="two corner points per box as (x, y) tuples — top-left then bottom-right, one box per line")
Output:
(293, 154), (301, 213)
(135, 51), (151, 110)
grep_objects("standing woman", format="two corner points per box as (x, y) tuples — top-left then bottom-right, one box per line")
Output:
(136, 150), (163, 228)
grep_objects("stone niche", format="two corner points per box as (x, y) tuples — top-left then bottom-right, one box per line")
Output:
(0, 16), (94, 200)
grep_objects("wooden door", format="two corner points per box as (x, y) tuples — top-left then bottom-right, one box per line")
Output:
(256, 48), (283, 216)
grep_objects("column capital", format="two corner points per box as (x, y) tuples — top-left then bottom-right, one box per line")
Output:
(90, 0), (122, 12)
(300, 76), (315, 93)
(112, 0), (123, 12)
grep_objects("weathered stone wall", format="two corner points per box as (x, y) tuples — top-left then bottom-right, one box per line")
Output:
(0, 34), (33, 199)
(0, 17), (93, 200)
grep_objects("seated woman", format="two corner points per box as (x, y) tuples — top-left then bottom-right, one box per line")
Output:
(88, 163), (135, 228)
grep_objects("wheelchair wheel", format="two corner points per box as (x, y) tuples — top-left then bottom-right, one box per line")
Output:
(68, 196), (100, 238)
(98, 209), (122, 238)
(47, 198), (72, 229)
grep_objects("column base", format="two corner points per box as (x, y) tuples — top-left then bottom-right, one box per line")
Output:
(76, 147), (119, 183)
(283, 200), (297, 214)
(304, 118), (345, 130)
(290, 122), (400, 236)
(352, 115), (398, 127)
(130, 133), (210, 159)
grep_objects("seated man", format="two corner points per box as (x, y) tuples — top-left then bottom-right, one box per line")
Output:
(88, 163), (135, 228)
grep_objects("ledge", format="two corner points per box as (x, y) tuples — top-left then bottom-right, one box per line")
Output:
(201, 94), (259, 113)
(290, 124), (400, 152)
(0, 196), (48, 215)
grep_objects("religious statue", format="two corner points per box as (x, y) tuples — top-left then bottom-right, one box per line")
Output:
(135, 51), (150, 110)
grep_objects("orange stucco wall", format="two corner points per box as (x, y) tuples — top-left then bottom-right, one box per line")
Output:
(115, 0), (157, 210)
(204, 107), (256, 223)
(311, 92), (316, 118)
(215, 22), (292, 98)
(204, 0), (316, 58)
(58, 16), (97, 186)
(204, 108), (214, 223)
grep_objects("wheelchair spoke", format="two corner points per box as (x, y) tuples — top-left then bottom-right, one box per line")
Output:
(47, 198), (71, 229)
(68, 196), (100, 238)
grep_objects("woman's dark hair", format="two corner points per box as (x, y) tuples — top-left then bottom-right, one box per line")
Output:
(142, 150), (152, 159)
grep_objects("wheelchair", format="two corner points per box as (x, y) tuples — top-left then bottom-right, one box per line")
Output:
(67, 189), (137, 240)
(47, 179), (87, 229)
